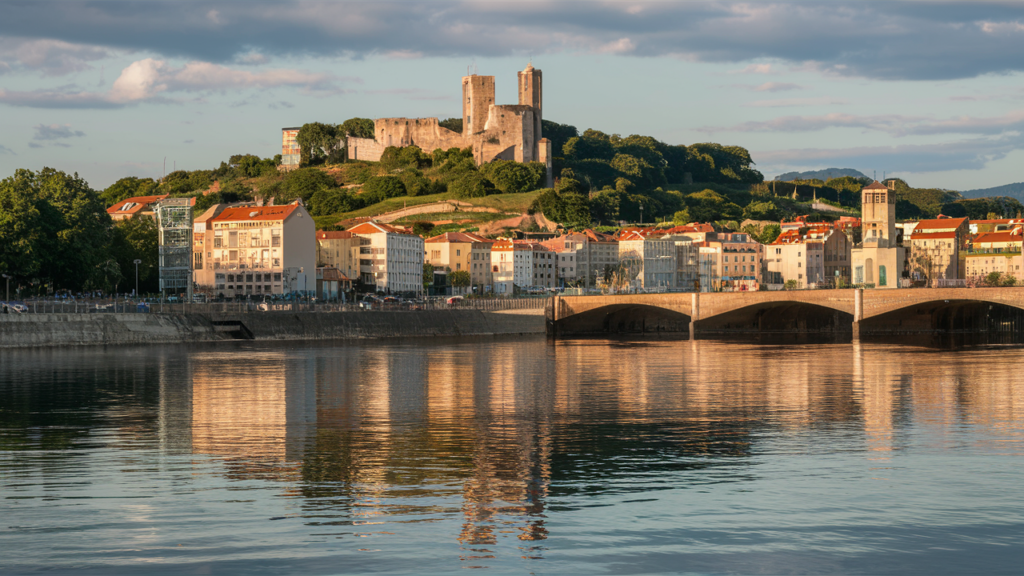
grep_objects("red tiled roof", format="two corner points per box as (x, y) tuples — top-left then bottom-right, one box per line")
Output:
(911, 231), (957, 240)
(974, 230), (1023, 244)
(913, 217), (967, 231)
(347, 221), (412, 235)
(425, 232), (490, 244)
(212, 205), (299, 222)
(863, 181), (888, 190)
(317, 230), (354, 240)
(772, 229), (806, 244)
(107, 194), (169, 215)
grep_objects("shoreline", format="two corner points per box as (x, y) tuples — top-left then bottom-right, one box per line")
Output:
(0, 309), (546, 349)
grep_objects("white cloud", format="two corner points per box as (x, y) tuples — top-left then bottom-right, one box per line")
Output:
(596, 38), (636, 54)
(1, 57), (354, 108)
(0, 39), (111, 76)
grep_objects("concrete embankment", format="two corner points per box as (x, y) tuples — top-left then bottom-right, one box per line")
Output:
(0, 309), (545, 349)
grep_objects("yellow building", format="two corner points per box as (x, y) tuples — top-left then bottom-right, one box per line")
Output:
(907, 217), (969, 283)
(316, 230), (365, 281)
(965, 229), (1023, 282)
(425, 232), (493, 291)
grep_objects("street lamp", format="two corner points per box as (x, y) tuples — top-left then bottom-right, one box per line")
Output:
(133, 259), (142, 297)
(1, 273), (9, 302)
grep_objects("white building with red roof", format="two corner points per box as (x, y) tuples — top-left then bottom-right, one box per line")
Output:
(348, 221), (424, 294)
(907, 217), (969, 283)
(965, 227), (1024, 282)
(195, 202), (316, 297)
(107, 194), (170, 221)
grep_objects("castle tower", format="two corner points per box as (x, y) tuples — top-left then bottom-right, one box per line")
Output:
(462, 75), (494, 136)
(517, 64), (543, 159)
(861, 180), (896, 247)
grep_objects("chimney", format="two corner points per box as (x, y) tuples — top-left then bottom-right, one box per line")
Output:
(886, 180), (896, 191)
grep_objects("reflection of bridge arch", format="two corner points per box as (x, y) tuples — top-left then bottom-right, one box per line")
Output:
(549, 287), (1024, 337)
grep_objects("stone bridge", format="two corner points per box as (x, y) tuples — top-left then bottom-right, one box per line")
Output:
(547, 287), (1024, 337)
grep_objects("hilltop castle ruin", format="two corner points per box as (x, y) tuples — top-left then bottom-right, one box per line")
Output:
(346, 64), (553, 187)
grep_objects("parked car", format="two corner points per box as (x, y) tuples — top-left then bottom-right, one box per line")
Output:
(446, 295), (464, 306)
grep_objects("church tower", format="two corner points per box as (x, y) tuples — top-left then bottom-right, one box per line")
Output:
(861, 180), (896, 247)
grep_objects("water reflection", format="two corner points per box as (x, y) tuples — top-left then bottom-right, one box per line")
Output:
(2, 338), (1024, 574)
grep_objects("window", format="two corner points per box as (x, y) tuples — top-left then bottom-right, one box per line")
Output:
(456, 249), (461, 256)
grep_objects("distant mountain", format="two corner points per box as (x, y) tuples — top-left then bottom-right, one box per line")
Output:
(960, 182), (1024, 202)
(775, 168), (869, 182)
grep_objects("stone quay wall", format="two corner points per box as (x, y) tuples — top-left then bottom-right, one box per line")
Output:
(0, 310), (545, 349)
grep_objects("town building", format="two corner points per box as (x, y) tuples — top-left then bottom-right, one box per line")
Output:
(906, 217), (969, 284)
(279, 127), (301, 171)
(346, 65), (553, 187)
(767, 229), (826, 288)
(964, 228), (1023, 282)
(424, 232), (493, 293)
(348, 221), (425, 294)
(708, 232), (764, 290)
(315, 267), (352, 301)
(194, 203), (316, 298)
(666, 235), (700, 291)
(618, 230), (677, 291)
(851, 181), (905, 288)
(316, 230), (365, 281)
(107, 194), (170, 221)
(490, 239), (530, 294)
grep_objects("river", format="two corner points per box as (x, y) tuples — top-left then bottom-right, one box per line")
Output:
(1, 337), (1023, 575)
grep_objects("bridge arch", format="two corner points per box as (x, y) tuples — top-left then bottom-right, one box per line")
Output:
(860, 297), (1024, 336)
(696, 300), (854, 334)
(553, 303), (691, 335)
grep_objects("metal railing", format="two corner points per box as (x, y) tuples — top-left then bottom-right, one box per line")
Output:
(0, 296), (551, 315)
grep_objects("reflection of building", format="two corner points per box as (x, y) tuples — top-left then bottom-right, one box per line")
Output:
(852, 181), (905, 288)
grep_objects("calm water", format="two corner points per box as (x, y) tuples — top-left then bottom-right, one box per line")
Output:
(1, 337), (1023, 575)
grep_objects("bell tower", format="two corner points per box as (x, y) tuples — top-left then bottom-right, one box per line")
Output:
(861, 180), (896, 247)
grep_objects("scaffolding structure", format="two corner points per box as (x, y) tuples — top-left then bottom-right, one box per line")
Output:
(156, 198), (193, 300)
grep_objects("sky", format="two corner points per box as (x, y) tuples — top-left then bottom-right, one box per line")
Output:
(3, 0), (1024, 191)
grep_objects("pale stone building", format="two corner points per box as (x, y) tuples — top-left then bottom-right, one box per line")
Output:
(347, 64), (553, 187)
(851, 181), (905, 288)
(194, 203), (316, 298)
(618, 231), (677, 291)
(348, 221), (424, 294)
(490, 239), (530, 294)
(965, 228), (1024, 282)
(424, 232), (493, 292)
(767, 229), (826, 288)
(907, 217), (969, 283)
(316, 230), (364, 281)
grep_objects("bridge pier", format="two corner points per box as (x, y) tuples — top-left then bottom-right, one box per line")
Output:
(690, 292), (700, 340)
(852, 288), (863, 340)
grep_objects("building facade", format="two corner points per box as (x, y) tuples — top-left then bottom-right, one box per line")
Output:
(194, 203), (316, 298)
(107, 194), (170, 221)
(851, 181), (905, 288)
(907, 217), (969, 283)
(618, 231), (677, 291)
(965, 229), (1024, 282)
(424, 232), (493, 292)
(280, 127), (301, 171)
(348, 221), (425, 294)
(316, 230), (364, 281)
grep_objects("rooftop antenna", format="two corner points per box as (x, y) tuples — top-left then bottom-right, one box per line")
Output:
(873, 170), (876, 181)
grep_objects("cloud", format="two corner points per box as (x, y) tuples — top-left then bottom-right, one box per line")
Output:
(33, 123), (85, 140)
(5, 2), (1024, 80)
(744, 97), (848, 108)
(0, 38), (112, 76)
(27, 142), (41, 149)
(758, 134), (1024, 174)
(0, 144), (15, 155)
(703, 110), (1024, 137)
(753, 82), (801, 92)
(0, 57), (353, 108)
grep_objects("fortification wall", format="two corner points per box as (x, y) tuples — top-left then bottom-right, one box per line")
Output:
(348, 137), (387, 162)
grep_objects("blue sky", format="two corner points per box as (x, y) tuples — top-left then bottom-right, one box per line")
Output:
(3, 0), (1024, 191)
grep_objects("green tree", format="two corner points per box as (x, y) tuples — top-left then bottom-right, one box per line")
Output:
(362, 176), (407, 203)
(281, 168), (337, 204)
(412, 221), (436, 236)
(101, 176), (158, 206)
(743, 200), (781, 221)
(784, 279), (798, 290)
(296, 122), (340, 165)
(450, 270), (471, 290)
(480, 160), (541, 194)
(438, 118), (463, 133)
(448, 171), (491, 199)
(340, 117), (375, 139)
(110, 217), (158, 294)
